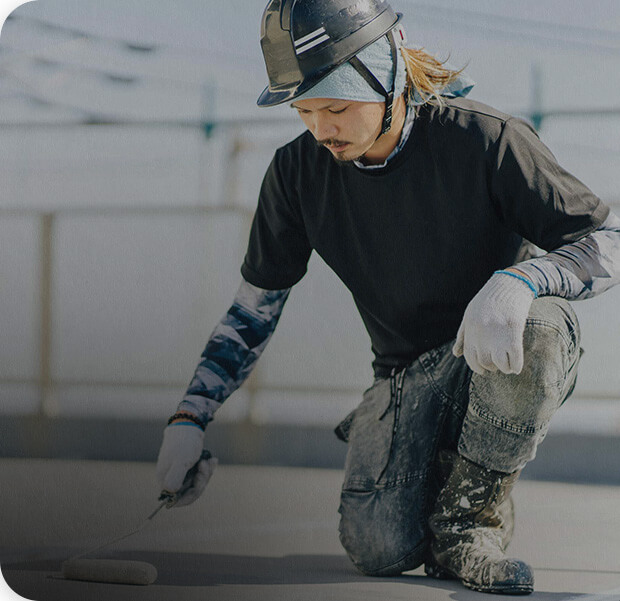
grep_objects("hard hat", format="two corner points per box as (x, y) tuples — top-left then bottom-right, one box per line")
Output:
(257, 0), (402, 134)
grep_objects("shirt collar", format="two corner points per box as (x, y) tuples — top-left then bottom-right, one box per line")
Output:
(354, 101), (416, 170)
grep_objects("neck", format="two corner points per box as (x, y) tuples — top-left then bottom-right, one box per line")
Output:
(360, 95), (408, 165)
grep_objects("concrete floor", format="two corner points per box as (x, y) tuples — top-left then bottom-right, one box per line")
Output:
(1, 459), (620, 601)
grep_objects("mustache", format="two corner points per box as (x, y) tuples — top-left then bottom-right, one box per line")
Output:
(316, 138), (351, 148)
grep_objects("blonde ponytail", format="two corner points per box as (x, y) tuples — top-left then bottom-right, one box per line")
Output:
(400, 47), (465, 105)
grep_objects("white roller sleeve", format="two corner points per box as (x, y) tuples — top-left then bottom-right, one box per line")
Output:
(453, 272), (537, 375)
(62, 559), (157, 585)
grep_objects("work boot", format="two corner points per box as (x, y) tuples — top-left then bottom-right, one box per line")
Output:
(430, 450), (516, 550)
(425, 454), (534, 595)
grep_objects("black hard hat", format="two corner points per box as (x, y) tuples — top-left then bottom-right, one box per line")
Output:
(257, 0), (402, 113)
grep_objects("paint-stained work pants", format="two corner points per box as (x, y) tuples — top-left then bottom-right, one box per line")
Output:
(335, 297), (581, 576)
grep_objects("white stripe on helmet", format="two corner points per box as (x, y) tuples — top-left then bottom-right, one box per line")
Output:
(296, 33), (330, 54)
(294, 26), (326, 47)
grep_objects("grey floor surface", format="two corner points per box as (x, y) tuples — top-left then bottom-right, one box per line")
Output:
(1, 458), (620, 601)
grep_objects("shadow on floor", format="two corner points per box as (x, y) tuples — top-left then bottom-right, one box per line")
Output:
(3, 550), (595, 601)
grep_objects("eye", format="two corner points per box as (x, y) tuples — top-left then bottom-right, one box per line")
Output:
(329, 107), (347, 114)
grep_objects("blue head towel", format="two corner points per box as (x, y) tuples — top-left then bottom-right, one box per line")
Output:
(293, 31), (475, 105)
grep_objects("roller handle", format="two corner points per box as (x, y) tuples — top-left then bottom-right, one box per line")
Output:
(158, 449), (212, 507)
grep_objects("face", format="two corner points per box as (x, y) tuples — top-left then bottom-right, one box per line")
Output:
(291, 98), (385, 163)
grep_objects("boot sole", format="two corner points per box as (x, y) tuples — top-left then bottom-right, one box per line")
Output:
(425, 562), (534, 595)
(463, 580), (534, 595)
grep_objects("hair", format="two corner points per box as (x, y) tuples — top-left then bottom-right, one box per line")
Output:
(399, 46), (465, 106)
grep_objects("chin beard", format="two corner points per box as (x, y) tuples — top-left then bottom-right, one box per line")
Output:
(332, 151), (365, 165)
(336, 156), (369, 166)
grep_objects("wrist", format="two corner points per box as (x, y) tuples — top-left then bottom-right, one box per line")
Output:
(167, 411), (207, 431)
(168, 418), (200, 428)
(494, 269), (538, 298)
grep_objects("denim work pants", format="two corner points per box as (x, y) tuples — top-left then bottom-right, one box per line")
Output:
(336, 297), (581, 577)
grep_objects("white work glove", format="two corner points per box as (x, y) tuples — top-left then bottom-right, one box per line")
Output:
(453, 271), (537, 375)
(156, 423), (218, 508)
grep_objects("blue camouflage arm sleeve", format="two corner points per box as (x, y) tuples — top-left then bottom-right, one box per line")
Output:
(513, 212), (620, 300)
(176, 279), (291, 424)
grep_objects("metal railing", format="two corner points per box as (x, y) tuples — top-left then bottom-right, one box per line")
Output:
(1, 118), (618, 424)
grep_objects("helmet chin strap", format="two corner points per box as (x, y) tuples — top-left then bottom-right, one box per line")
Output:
(347, 29), (398, 138)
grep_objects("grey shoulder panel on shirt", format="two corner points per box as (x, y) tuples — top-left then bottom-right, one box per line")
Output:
(515, 211), (620, 300)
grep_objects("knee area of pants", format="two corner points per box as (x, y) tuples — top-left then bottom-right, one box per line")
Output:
(338, 484), (430, 577)
(525, 297), (580, 352)
(338, 513), (427, 577)
(344, 542), (426, 577)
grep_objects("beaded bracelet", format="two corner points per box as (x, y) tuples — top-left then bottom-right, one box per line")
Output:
(167, 412), (207, 431)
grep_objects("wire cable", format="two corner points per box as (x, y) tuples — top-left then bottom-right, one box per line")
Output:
(4, 13), (257, 65)
(397, 2), (620, 54)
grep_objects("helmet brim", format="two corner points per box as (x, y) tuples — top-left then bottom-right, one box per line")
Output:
(256, 70), (329, 107)
(257, 83), (305, 108)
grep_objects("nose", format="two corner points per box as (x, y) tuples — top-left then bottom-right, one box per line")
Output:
(311, 113), (338, 140)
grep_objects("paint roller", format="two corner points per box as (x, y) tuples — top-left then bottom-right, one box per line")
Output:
(60, 450), (211, 585)
(61, 559), (158, 586)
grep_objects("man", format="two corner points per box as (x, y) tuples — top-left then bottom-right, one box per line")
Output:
(157, 0), (620, 594)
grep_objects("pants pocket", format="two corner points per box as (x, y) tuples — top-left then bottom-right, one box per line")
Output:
(334, 409), (355, 442)
(341, 378), (393, 490)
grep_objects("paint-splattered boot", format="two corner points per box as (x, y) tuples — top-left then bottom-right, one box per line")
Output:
(429, 450), (516, 550)
(426, 454), (533, 595)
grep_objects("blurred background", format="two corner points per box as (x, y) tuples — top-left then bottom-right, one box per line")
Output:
(0, 0), (619, 480)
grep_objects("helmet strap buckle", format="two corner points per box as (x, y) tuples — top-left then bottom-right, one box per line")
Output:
(381, 90), (395, 135)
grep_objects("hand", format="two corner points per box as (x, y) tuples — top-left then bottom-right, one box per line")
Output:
(453, 272), (536, 375)
(156, 423), (217, 507)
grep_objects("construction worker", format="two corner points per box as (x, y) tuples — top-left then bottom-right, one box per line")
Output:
(157, 0), (620, 594)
